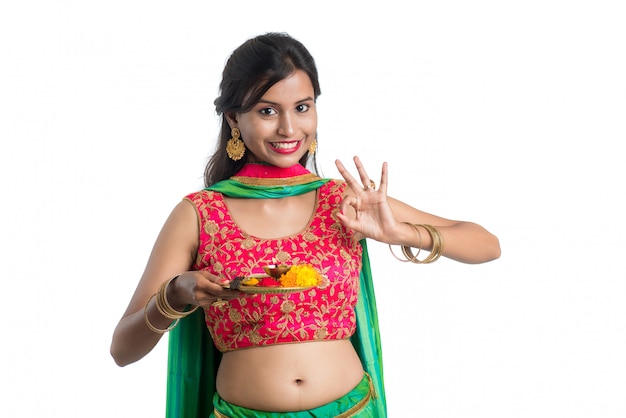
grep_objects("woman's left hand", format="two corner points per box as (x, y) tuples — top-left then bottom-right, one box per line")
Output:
(335, 156), (400, 243)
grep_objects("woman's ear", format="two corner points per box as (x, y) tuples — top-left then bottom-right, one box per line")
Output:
(225, 112), (238, 129)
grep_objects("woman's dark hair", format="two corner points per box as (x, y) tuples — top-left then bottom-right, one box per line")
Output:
(204, 32), (322, 186)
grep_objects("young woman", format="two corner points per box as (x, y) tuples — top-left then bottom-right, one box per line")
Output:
(110, 32), (500, 417)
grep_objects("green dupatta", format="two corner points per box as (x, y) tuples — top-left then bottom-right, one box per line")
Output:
(165, 164), (387, 417)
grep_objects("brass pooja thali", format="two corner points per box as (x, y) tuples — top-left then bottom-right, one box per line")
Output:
(224, 265), (321, 294)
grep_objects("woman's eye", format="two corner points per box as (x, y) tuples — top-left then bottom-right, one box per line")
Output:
(260, 107), (276, 116)
(296, 104), (310, 112)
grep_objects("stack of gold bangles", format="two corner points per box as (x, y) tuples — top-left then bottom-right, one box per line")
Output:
(144, 275), (198, 333)
(389, 223), (444, 264)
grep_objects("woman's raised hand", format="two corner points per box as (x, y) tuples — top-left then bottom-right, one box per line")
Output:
(334, 156), (400, 243)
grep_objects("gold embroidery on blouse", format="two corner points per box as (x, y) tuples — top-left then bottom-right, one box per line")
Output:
(275, 251), (290, 263)
(205, 220), (219, 235)
(281, 300), (296, 313)
(241, 237), (255, 249)
(315, 328), (328, 339)
(229, 309), (242, 322)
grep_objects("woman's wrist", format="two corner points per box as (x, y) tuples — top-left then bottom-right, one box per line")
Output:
(165, 274), (192, 312)
(395, 222), (432, 250)
(389, 223), (444, 264)
(143, 274), (198, 334)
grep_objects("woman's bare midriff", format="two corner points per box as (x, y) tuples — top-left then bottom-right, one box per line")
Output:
(215, 339), (364, 412)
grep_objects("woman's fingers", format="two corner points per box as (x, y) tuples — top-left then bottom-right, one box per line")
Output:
(336, 157), (386, 194)
(378, 161), (388, 195)
(352, 156), (375, 191)
(335, 159), (361, 193)
(190, 271), (244, 307)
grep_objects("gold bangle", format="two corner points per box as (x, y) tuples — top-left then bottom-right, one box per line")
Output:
(426, 224), (444, 262)
(401, 223), (422, 262)
(397, 224), (445, 264)
(389, 222), (423, 262)
(156, 278), (185, 319)
(389, 223), (445, 264)
(144, 294), (180, 333)
(156, 275), (199, 320)
(389, 244), (411, 262)
(411, 224), (444, 263)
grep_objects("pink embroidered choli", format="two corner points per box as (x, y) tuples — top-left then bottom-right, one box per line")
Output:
(185, 180), (363, 352)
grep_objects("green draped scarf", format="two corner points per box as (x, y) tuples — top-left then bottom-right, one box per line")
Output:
(165, 164), (387, 417)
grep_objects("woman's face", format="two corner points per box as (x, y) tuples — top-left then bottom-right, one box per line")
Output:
(227, 70), (317, 168)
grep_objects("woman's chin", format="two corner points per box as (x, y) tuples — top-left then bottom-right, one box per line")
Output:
(258, 153), (306, 168)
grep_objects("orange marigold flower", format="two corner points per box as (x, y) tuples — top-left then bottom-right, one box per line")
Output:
(279, 264), (321, 287)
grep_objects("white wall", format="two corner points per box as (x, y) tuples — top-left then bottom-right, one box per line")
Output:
(1, 1), (624, 416)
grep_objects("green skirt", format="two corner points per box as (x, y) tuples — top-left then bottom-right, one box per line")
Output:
(211, 373), (378, 418)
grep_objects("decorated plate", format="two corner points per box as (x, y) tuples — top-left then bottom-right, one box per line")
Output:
(237, 284), (316, 294)
(224, 273), (318, 294)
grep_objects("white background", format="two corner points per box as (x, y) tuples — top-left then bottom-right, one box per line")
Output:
(1, 1), (625, 417)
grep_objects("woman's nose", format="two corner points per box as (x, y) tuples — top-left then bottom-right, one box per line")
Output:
(277, 113), (294, 137)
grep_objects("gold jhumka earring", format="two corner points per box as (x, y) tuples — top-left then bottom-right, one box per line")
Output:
(308, 138), (317, 156)
(226, 127), (245, 161)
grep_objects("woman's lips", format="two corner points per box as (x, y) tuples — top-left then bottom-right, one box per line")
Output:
(268, 140), (302, 154)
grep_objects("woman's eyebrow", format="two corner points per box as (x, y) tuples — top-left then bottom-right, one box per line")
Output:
(257, 97), (315, 106)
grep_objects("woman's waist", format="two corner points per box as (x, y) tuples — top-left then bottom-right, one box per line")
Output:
(216, 340), (364, 411)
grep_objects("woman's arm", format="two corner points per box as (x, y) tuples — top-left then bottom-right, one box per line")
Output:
(386, 197), (500, 264)
(335, 157), (500, 264)
(110, 200), (241, 367)
(109, 200), (198, 366)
